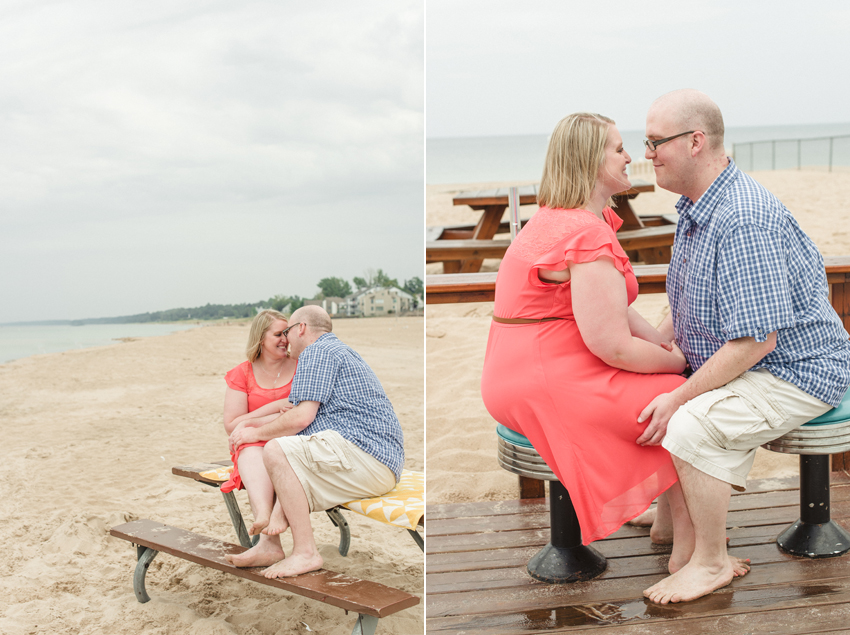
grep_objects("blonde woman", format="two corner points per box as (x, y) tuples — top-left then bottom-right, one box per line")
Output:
(222, 309), (297, 566)
(480, 113), (696, 569)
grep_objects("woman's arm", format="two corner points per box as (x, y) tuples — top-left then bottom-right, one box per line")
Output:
(223, 387), (249, 435)
(571, 257), (687, 374)
(230, 398), (293, 426)
(627, 307), (668, 346)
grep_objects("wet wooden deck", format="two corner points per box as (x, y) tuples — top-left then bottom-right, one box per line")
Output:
(427, 471), (850, 634)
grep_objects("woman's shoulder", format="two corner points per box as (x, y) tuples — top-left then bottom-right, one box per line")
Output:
(224, 360), (252, 390)
(511, 207), (608, 260)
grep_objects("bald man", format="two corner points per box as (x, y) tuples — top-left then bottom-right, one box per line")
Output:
(638, 89), (850, 604)
(227, 305), (405, 578)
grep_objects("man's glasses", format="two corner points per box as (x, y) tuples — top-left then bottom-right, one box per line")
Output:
(644, 130), (696, 151)
(282, 323), (302, 337)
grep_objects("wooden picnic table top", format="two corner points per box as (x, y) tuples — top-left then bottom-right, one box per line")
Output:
(452, 180), (655, 207)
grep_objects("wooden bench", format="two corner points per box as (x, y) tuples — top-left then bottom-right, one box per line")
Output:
(172, 461), (424, 554)
(426, 224), (678, 270)
(110, 519), (419, 635)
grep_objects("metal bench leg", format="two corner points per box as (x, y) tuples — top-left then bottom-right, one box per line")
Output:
(527, 480), (607, 583)
(407, 529), (424, 551)
(351, 614), (379, 635)
(133, 546), (159, 603)
(326, 507), (351, 557)
(777, 454), (850, 557)
(221, 490), (256, 549)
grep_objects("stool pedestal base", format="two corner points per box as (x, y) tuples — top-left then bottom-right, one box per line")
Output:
(526, 480), (607, 583)
(777, 519), (850, 558)
(527, 543), (607, 583)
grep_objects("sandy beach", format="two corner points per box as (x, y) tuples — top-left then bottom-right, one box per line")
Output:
(427, 167), (850, 505)
(0, 317), (423, 634)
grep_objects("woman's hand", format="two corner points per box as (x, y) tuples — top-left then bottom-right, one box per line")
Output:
(229, 423), (260, 453)
(668, 341), (687, 373)
(279, 400), (294, 414)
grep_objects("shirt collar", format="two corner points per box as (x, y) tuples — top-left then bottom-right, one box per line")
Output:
(674, 158), (739, 226)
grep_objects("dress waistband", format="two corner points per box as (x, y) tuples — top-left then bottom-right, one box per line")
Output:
(492, 316), (568, 324)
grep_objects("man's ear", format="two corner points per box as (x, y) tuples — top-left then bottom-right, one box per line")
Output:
(690, 131), (708, 157)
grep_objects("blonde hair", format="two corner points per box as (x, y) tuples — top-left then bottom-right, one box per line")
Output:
(246, 309), (288, 361)
(537, 112), (615, 210)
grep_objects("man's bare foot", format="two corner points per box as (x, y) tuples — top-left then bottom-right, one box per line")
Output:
(627, 507), (656, 527)
(263, 552), (323, 579)
(668, 538), (733, 574)
(649, 523), (674, 545)
(644, 557), (742, 604)
(225, 539), (285, 568)
(248, 515), (270, 536)
(262, 503), (289, 536)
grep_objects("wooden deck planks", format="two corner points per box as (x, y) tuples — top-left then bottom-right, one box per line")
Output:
(426, 473), (850, 634)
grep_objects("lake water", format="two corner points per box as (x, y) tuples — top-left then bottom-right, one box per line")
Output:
(0, 323), (199, 364)
(427, 122), (850, 184)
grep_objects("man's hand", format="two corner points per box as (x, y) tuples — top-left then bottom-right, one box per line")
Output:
(229, 424), (260, 452)
(636, 391), (684, 446)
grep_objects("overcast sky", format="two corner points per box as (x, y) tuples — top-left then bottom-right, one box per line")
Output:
(0, 1), (423, 323)
(426, 0), (850, 138)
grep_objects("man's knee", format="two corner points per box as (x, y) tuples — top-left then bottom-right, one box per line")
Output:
(263, 440), (287, 471)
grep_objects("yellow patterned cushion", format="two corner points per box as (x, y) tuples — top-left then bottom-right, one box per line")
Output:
(341, 469), (424, 530)
(199, 466), (233, 482)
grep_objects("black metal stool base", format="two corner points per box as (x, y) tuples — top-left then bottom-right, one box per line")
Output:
(527, 542), (607, 583)
(777, 519), (850, 558)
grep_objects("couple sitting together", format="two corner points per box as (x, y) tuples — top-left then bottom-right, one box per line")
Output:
(481, 89), (850, 604)
(221, 304), (404, 579)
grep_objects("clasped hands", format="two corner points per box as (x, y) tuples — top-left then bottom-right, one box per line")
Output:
(228, 401), (294, 452)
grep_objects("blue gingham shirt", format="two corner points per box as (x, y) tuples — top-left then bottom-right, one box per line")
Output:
(668, 159), (850, 406)
(289, 333), (404, 480)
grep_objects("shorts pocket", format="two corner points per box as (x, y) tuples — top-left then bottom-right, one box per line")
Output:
(686, 388), (738, 449)
(305, 433), (353, 473)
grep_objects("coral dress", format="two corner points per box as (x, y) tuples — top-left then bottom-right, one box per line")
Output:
(481, 206), (686, 544)
(221, 360), (294, 493)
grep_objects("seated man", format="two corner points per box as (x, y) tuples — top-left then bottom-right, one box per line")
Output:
(226, 305), (404, 577)
(637, 89), (850, 604)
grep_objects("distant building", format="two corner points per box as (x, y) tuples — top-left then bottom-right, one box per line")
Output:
(347, 286), (415, 317)
(304, 297), (347, 317)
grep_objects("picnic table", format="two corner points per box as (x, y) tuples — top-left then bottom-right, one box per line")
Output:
(431, 180), (671, 273)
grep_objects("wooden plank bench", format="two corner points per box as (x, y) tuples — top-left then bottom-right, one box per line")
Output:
(426, 224), (678, 269)
(172, 461), (424, 554)
(110, 519), (419, 635)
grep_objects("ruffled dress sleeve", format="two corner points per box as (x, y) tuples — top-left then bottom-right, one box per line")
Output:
(224, 361), (250, 393)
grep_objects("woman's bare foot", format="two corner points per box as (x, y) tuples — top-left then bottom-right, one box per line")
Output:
(248, 515), (270, 536)
(628, 506), (656, 527)
(262, 501), (289, 536)
(225, 538), (285, 568)
(263, 551), (323, 579)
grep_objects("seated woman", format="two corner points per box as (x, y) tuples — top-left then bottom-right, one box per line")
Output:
(481, 113), (747, 577)
(222, 309), (297, 567)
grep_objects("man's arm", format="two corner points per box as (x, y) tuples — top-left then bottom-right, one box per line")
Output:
(229, 401), (321, 451)
(635, 331), (777, 446)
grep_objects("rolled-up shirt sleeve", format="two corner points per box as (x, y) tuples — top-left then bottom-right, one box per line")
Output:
(716, 224), (795, 342)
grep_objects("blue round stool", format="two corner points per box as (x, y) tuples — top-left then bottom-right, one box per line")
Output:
(496, 424), (607, 583)
(761, 390), (850, 557)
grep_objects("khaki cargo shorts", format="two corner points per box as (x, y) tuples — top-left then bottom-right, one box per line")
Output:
(275, 429), (396, 512)
(663, 369), (831, 491)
